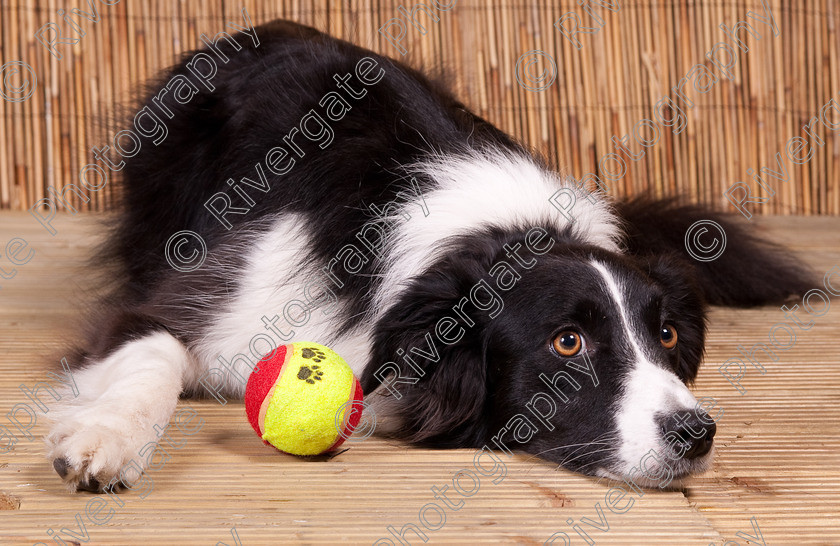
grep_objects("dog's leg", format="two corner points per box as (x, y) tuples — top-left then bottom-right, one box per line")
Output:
(46, 331), (191, 492)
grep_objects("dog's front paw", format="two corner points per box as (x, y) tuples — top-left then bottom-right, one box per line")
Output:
(46, 408), (156, 493)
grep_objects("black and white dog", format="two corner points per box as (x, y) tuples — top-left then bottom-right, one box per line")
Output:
(47, 20), (810, 492)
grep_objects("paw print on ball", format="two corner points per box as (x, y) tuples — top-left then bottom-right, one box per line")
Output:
(297, 364), (323, 384)
(301, 346), (327, 363)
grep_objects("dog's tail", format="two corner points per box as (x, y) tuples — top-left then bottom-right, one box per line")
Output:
(614, 196), (815, 307)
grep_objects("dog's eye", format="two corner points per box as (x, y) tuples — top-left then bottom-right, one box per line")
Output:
(660, 324), (678, 349)
(552, 330), (583, 357)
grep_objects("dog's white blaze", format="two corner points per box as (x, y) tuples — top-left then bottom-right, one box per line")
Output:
(590, 261), (650, 363)
(191, 214), (374, 397)
(373, 150), (622, 318)
(590, 261), (699, 472)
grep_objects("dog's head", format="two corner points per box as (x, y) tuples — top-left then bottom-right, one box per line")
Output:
(484, 245), (715, 485)
(363, 227), (715, 486)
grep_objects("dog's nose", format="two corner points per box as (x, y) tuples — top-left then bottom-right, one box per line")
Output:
(658, 410), (716, 460)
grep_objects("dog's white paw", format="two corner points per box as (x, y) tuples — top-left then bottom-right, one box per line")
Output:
(45, 331), (192, 492)
(46, 405), (159, 493)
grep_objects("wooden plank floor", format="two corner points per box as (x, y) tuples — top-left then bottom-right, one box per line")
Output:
(1, 212), (839, 545)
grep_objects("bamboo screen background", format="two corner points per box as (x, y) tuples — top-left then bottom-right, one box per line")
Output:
(0, 1), (838, 215)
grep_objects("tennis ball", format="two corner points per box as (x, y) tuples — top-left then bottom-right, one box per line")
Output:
(244, 342), (364, 456)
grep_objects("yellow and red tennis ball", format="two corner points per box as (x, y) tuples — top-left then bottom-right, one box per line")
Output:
(244, 342), (364, 456)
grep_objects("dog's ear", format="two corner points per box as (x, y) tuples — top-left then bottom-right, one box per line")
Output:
(360, 253), (492, 448)
(615, 196), (814, 307)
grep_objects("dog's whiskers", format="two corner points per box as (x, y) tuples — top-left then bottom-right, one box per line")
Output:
(532, 439), (613, 458)
(560, 446), (615, 468)
(522, 432), (620, 475)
